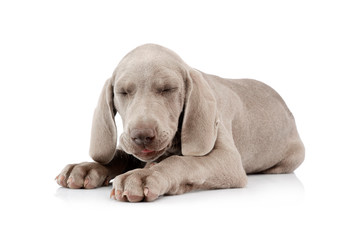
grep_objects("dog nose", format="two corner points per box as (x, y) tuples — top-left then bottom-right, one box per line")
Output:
(130, 128), (155, 146)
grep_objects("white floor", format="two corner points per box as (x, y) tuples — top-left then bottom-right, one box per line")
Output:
(2, 164), (358, 240)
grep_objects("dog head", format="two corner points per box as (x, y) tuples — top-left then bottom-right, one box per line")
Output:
(89, 44), (219, 163)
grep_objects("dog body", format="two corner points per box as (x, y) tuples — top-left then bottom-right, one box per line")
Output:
(201, 73), (304, 174)
(56, 44), (304, 202)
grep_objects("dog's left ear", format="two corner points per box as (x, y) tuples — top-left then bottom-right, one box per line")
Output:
(181, 69), (219, 156)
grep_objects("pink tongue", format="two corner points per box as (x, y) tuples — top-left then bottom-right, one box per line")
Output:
(142, 149), (154, 153)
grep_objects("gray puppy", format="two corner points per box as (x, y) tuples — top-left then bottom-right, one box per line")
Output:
(56, 44), (305, 202)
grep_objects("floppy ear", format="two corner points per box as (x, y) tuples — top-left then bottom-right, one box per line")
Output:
(181, 69), (219, 156)
(89, 78), (117, 164)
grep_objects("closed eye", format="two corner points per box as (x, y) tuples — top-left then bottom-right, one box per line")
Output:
(162, 88), (176, 92)
(117, 87), (133, 96)
(115, 83), (135, 96)
(159, 87), (178, 94)
(116, 90), (128, 96)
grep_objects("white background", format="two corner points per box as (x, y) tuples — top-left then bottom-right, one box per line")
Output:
(1, 0), (359, 239)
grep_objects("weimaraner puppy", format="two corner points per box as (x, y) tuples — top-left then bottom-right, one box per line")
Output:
(56, 44), (305, 202)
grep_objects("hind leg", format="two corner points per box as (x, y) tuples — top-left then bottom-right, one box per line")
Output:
(262, 141), (305, 174)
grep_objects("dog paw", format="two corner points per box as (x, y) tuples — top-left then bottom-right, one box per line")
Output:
(56, 162), (110, 189)
(110, 169), (168, 202)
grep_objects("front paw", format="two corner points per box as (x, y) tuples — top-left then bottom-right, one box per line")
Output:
(110, 169), (169, 202)
(56, 162), (110, 189)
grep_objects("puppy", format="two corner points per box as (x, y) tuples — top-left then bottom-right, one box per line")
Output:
(56, 44), (305, 202)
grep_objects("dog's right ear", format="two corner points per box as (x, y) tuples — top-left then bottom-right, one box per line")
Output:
(89, 78), (117, 164)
